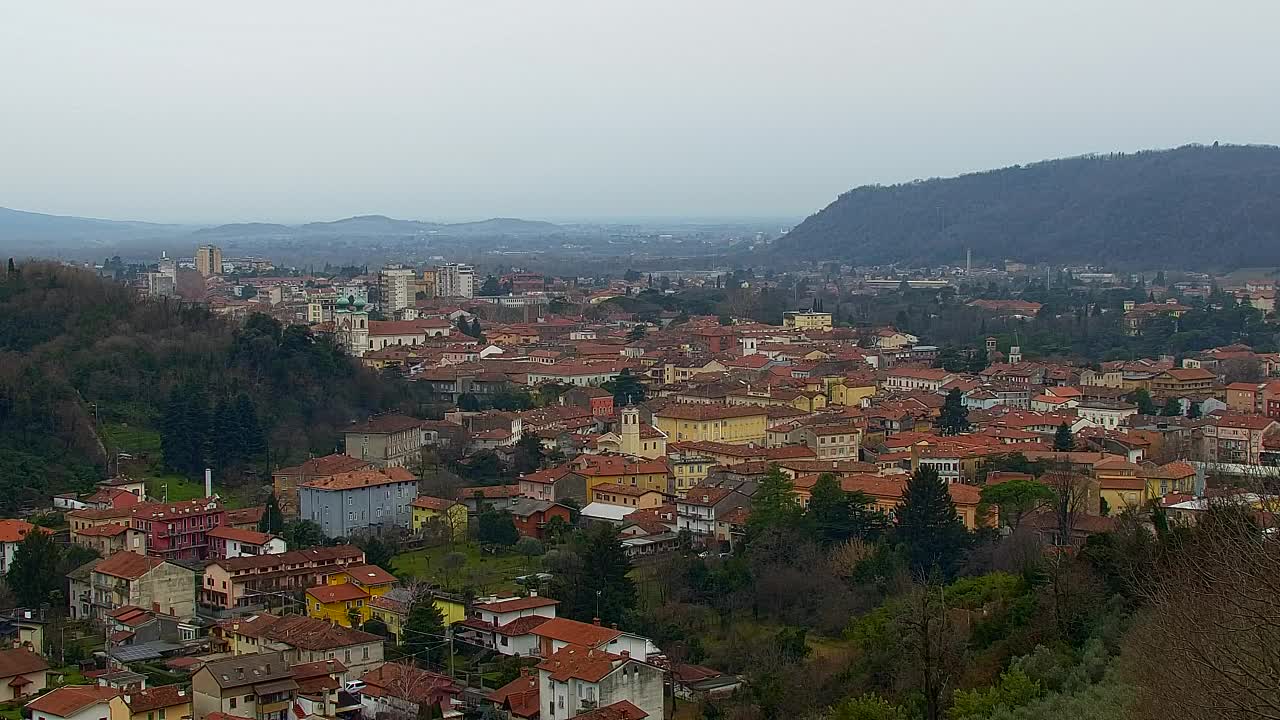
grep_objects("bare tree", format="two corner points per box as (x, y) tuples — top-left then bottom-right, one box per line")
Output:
(894, 581), (966, 720)
(1041, 463), (1094, 546)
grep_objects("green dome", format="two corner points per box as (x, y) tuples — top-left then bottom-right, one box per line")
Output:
(336, 296), (351, 307)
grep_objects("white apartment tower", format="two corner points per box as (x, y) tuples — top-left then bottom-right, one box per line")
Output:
(436, 263), (475, 298)
(380, 266), (416, 313)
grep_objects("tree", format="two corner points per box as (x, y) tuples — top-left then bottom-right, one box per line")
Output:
(808, 473), (888, 545)
(746, 466), (802, 539)
(511, 434), (545, 475)
(827, 694), (906, 720)
(6, 530), (62, 608)
(1159, 397), (1182, 417)
(440, 551), (467, 588)
(260, 493), (285, 534)
(602, 369), (646, 406)
(1187, 401), (1202, 419)
(358, 535), (397, 572)
(1053, 422), (1074, 452)
(515, 536), (544, 565)
(548, 523), (635, 625)
(627, 324), (648, 342)
(896, 582), (966, 720)
(934, 346), (966, 373)
(1128, 388), (1157, 416)
(403, 590), (447, 667)
(935, 388), (971, 436)
(477, 509), (519, 546)
(1042, 466), (1092, 548)
(895, 466), (968, 578)
(718, 314), (733, 326)
(282, 520), (326, 549)
(980, 479), (1054, 532)
(479, 275), (502, 296)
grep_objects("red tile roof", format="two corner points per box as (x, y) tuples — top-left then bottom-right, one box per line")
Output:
(302, 468), (416, 491)
(0, 648), (49, 679)
(341, 564), (398, 586)
(94, 551), (165, 580)
(532, 618), (621, 648)
(123, 684), (191, 713)
(26, 685), (120, 716)
(410, 496), (460, 511)
(476, 596), (561, 614)
(655, 404), (765, 421)
(345, 415), (424, 434)
(536, 644), (624, 682)
(306, 584), (369, 604)
(487, 673), (540, 718)
(576, 700), (649, 720)
(206, 526), (275, 545)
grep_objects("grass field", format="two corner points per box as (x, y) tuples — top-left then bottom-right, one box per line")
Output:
(392, 542), (539, 595)
(100, 422), (244, 504)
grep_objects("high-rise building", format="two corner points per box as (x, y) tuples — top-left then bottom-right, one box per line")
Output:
(380, 266), (416, 312)
(195, 245), (223, 277)
(436, 263), (475, 298)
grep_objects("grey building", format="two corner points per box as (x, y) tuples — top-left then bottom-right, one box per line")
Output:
(299, 469), (418, 538)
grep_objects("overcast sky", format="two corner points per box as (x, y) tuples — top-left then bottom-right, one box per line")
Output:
(2, 1), (1278, 224)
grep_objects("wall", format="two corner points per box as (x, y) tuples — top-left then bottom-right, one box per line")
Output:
(598, 663), (665, 720)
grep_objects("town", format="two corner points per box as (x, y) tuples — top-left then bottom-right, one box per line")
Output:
(0, 245), (1276, 720)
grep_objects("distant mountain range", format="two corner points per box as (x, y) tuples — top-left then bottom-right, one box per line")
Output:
(0, 208), (569, 253)
(770, 144), (1280, 269)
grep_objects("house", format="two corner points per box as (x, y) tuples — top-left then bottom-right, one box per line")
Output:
(589, 484), (667, 511)
(457, 485), (522, 513)
(518, 466), (588, 504)
(0, 520), (42, 575)
(205, 527), (286, 560)
(290, 659), (358, 719)
(672, 664), (744, 701)
(121, 684), (192, 720)
(298, 467), (418, 538)
(1076, 401), (1139, 430)
(487, 670), (541, 719)
(192, 652), (297, 720)
(571, 455), (672, 497)
(1150, 367), (1217, 398)
(653, 404), (768, 445)
(216, 615), (384, 681)
(783, 311), (833, 331)
(409, 496), (469, 541)
(794, 424), (861, 460)
(343, 415), (426, 468)
(676, 488), (751, 540)
(305, 564), (397, 628)
(536, 644), (663, 720)
(1200, 414), (1280, 465)
(225, 507), (266, 532)
(367, 588), (466, 644)
(69, 551), (196, 621)
(271, 454), (373, 519)
(68, 499), (226, 563)
(563, 386), (616, 417)
(25, 686), (126, 720)
(0, 647), (49, 701)
(201, 546), (366, 611)
(456, 595), (561, 656)
(358, 663), (461, 720)
(506, 499), (574, 540)
(71, 523), (147, 558)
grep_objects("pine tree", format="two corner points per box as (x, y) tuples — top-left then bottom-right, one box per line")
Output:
(746, 466), (802, 539)
(895, 466), (968, 579)
(261, 493), (285, 534)
(403, 592), (447, 666)
(160, 387), (190, 474)
(211, 397), (238, 470)
(935, 389), (970, 436)
(1053, 422), (1074, 452)
(234, 393), (267, 464)
(184, 385), (212, 476)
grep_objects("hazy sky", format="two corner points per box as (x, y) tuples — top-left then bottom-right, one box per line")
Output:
(3, 1), (1278, 224)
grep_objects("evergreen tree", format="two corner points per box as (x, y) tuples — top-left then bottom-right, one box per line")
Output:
(261, 493), (285, 534)
(1160, 397), (1182, 417)
(549, 523), (636, 625)
(6, 529), (63, 608)
(1128, 388), (1158, 416)
(234, 393), (267, 463)
(1187, 401), (1202, 419)
(183, 384), (212, 475)
(477, 509), (519, 546)
(211, 397), (237, 470)
(470, 318), (484, 339)
(895, 466), (968, 579)
(935, 388), (971, 436)
(808, 473), (888, 545)
(1053, 422), (1074, 452)
(746, 466), (802, 539)
(403, 591), (447, 666)
(160, 387), (190, 474)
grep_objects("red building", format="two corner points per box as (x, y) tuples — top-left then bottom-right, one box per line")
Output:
(508, 499), (573, 540)
(130, 498), (227, 561)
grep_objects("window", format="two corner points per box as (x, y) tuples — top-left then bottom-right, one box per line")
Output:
(159, 710), (166, 720)
(244, 695), (253, 702)
(229, 699), (237, 710)
(363, 646), (370, 660)
(345, 649), (351, 663)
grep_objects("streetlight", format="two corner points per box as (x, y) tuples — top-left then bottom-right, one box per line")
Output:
(595, 589), (602, 620)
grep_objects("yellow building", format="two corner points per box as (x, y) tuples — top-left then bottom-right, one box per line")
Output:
(368, 590), (466, 642)
(410, 496), (468, 540)
(306, 564), (397, 628)
(571, 454), (672, 496)
(829, 378), (878, 407)
(123, 684), (192, 720)
(654, 404), (767, 445)
(783, 311), (833, 331)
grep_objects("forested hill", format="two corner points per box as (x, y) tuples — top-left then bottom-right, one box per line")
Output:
(771, 144), (1280, 268)
(0, 263), (414, 513)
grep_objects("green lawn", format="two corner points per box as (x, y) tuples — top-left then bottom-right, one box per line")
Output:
(101, 422), (242, 504)
(392, 542), (539, 596)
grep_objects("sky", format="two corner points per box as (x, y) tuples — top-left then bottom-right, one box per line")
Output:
(2, 1), (1279, 224)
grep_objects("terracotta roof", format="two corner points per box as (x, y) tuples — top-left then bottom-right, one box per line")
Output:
(457, 484), (521, 500)
(410, 496), (459, 511)
(306, 584), (369, 604)
(0, 648), (49, 679)
(533, 618), (622, 648)
(359, 663), (458, 704)
(341, 564), (398, 586)
(215, 545), (364, 572)
(94, 551), (165, 580)
(262, 615), (381, 651)
(487, 673), (540, 718)
(655, 404), (765, 421)
(226, 506), (266, 526)
(274, 454), (371, 477)
(207, 526), (276, 545)
(1161, 368), (1217, 381)
(593, 483), (663, 497)
(123, 684), (190, 713)
(576, 701), (649, 720)
(301, 468), (416, 491)
(495, 615), (553, 637)
(74, 524), (129, 537)
(26, 685), (120, 716)
(476, 596), (561, 614)
(536, 644), (624, 683)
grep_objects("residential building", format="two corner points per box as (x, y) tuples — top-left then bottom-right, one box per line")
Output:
(26, 686), (126, 720)
(536, 644), (663, 720)
(782, 311), (833, 331)
(368, 589), (466, 643)
(570, 455), (671, 497)
(883, 368), (954, 392)
(518, 466), (587, 504)
(70, 551), (196, 621)
(794, 424), (861, 460)
(456, 594), (560, 657)
(272, 454), (373, 519)
(409, 496), (469, 541)
(68, 498), (226, 562)
(436, 263), (475, 299)
(506, 499), (574, 540)
(676, 488), (751, 540)
(290, 659), (358, 719)
(380, 266), (416, 313)
(358, 663), (461, 720)
(343, 415), (426, 468)
(121, 685), (192, 720)
(201, 546), (365, 611)
(1076, 401), (1139, 430)
(305, 564), (396, 628)
(0, 648), (49, 701)
(215, 615), (384, 681)
(299, 468), (418, 538)
(653, 404), (768, 445)
(1200, 414), (1280, 465)
(589, 484), (666, 510)
(1150, 367), (1217, 397)
(206, 527), (286, 560)
(192, 652), (296, 720)
(195, 245), (223, 277)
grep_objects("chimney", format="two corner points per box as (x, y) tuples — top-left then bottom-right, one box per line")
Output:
(593, 618), (601, 626)
(205, 468), (213, 498)
(610, 622), (618, 630)
(124, 695), (131, 705)
(529, 589), (537, 597)
(178, 690), (185, 698)
(620, 650), (630, 658)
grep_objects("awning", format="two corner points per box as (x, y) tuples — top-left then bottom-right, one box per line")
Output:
(255, 679), (300, 695)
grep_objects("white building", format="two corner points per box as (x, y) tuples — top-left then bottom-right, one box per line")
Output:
(536, 645), (664, 720)
(436, 263), (475, 299)
(1076, 401), (1139, 430)
(380, 267), (416, 313)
